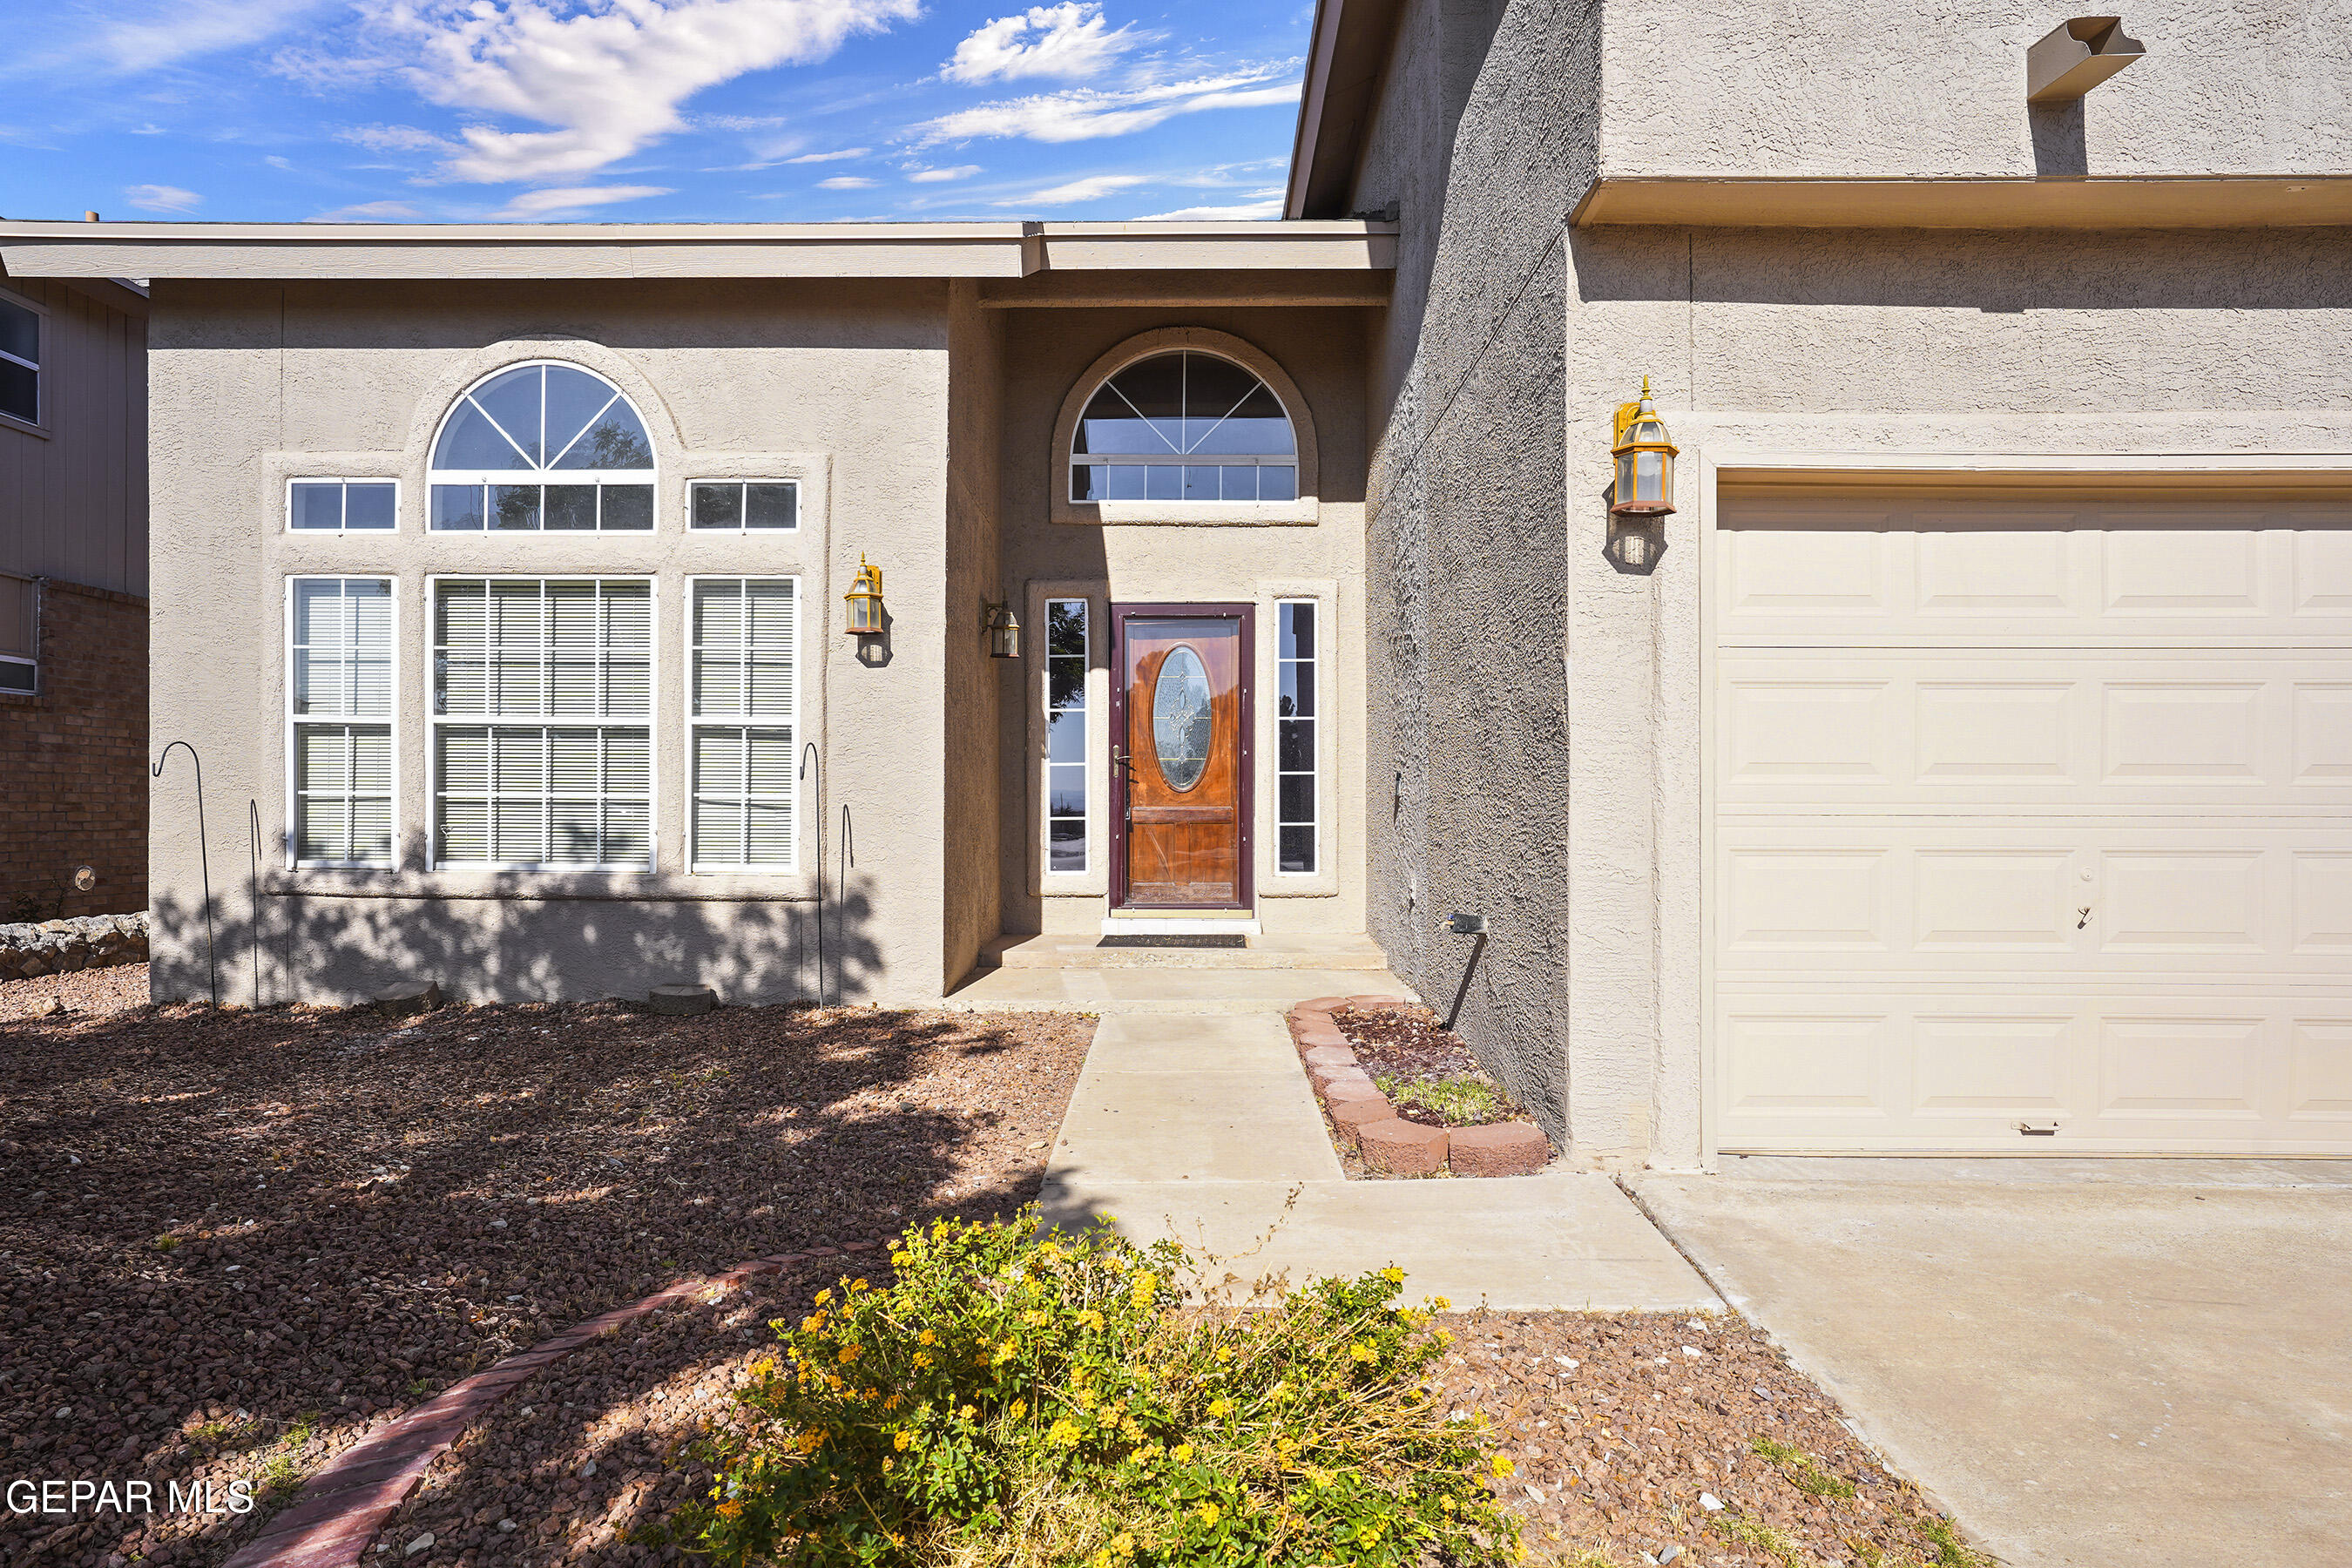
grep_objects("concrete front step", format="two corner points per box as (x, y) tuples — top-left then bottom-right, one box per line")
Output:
(979, 932), (1391, 971)
(944, 967), (1419, 1015)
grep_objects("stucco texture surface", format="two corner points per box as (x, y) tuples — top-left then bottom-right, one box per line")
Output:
(1353, 0), (1598, 1150)
(146, 278), (959, 1006)
(1600, 0), (2352, 179)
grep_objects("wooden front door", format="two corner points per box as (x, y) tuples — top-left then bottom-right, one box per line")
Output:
(1112, 605), (1254, 909)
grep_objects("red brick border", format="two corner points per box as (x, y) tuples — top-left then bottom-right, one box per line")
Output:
(221, 1240), (887, 1568)
(1287, 1002), (1551, 1179)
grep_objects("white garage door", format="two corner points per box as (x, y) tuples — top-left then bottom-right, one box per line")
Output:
(1713, 490), (2352, 1152)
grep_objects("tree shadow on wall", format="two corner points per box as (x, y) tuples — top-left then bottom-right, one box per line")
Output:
(144, 832), (885, 1010)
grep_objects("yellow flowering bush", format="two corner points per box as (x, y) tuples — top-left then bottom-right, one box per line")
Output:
(681, 1207), (1517, 1567)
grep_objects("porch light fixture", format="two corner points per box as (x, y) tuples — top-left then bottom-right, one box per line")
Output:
(843, 554), (885, 636)
(983, 599), (1021, 659)
(1608, 377), (1677, 572)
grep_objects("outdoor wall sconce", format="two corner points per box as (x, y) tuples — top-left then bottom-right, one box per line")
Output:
(983, 599), (1022, 659)
(843, 555), (886, 636)
(1607, 376), (1676, 571)
(2026, 17), (2144, 102)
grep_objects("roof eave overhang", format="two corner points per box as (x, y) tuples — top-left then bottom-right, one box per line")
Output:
(1284, 0), (1407, 220)
(0, 220), (1396, 282)
(1571, 173), (2352, 229)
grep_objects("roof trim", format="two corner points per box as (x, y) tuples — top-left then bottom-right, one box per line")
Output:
(1572, 173), (2352, 230)
(1284, 0), (1407, 220)
(0, 220), (1394, 282)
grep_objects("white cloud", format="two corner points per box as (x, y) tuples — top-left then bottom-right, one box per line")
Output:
(816, 175), (876, 189)
(916, 69), (1300, 145)
(124, 183), (203, 214)
(308, 199), (426, 221)
(492, 184), (671, 220)
(338, 123), (459, 155)
(67, 0), (326, 73)
(1004, 172), (1147, 206)
(906, 165), (981, 183)
(372, 0), (923, 184)
(943, 3), (1138, 84)
(1133, 198), (1282, 220)
(785, 146), (870, 164)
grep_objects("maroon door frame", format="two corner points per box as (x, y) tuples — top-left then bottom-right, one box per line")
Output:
(1108, 602), (1255, 912)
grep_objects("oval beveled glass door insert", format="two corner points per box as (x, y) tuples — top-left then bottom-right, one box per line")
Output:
(1151, 645), (1213, 791)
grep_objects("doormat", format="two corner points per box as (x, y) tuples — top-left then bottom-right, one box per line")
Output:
(1098, 934), (1249, 950)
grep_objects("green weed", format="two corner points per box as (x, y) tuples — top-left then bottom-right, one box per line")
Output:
(1750, 1435), (1856, 1499)
(1372, 1075), (1504, 1127)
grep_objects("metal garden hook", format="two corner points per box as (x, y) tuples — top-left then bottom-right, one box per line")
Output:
(150, 740), (218, 1008)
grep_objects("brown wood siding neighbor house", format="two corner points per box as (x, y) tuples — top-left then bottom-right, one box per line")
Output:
(3, 0), (2349, 1170)
(0, 273), (149, 920)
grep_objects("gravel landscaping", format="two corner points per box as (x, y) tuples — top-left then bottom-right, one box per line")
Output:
(0, 983), (1094, 1568)
(344, 1285), (1978, 1568)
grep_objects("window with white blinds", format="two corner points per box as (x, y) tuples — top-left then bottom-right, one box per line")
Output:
(431, 578), (652, 868)
(289, 578), (395, 866)
(689, 577), (798, 870)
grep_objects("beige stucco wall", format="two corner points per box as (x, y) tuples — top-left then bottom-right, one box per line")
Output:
(990, 306), (1374, 942)
(146, 277), (961, 1006)
(1561, 224), (2352, 1170)
(1600, 0), (2352, 179)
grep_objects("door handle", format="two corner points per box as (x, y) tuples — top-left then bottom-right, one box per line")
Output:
(2078, 905), (2092, 929)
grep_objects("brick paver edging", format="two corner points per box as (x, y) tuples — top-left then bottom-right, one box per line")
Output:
(1288, 998), (1551, 1178)
(221, 1240), (888, 1568)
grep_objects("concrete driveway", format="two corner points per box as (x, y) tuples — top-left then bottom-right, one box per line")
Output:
(1631, 1159), (2352, 1568)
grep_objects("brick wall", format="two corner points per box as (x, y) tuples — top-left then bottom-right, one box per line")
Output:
(0, 578), (148, 920)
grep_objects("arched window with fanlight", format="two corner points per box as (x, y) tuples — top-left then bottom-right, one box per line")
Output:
(429, 362), (657, 531)
(1070, 350), (1296, 504)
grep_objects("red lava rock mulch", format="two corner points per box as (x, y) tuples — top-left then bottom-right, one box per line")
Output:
(0, 959), (149, 1023)
(0, 984), (1093, 1568)
(1289, 997), (1552, 1180)
(1448, 1310), (1987, 1567)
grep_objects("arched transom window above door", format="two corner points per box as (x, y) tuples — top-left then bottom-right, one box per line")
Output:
(429, 362), (657, 531)
(1071, 351), (1295, 504)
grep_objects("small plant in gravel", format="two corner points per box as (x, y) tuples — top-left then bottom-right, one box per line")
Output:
(1748, 1436), (1855, 1500)
(1373, 1075), (1504, 1128)
(1715, 1515), (1808, 1568)
(683, 1207), (1522, 1568)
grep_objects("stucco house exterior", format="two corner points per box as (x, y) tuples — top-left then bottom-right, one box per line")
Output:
(0, 271), (149, 921)
(3, 0), (2349, 1169)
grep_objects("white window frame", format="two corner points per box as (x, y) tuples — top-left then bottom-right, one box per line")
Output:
(686, 574), (802, 874)
(0, 289), (43, 432)
(286, 576), (398, 870)
(1067, 350), (1299, 505)
(425, 361), (659, 534)
(1274, 598), (1318, 876)
(0, 654), (37, 694)
(1043, 598), (1089, 875)
(287, 477), (401, 534)
(686, 479), (801, 532)
(427, 574), (658, 872)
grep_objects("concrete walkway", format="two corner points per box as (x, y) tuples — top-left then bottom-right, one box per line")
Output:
(1037, 1009), (1716, 1311)
(1632, 1159), (2352, 1568)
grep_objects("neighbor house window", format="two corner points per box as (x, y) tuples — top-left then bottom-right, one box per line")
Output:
(0, 573), (35, 693)
(689, 577), (799, 870)
(689, 481), (799, 531)
(289, 578), (395, 867)
(1277, 601), (1317, 874)
(1044, 599), (1088, 873)
(289, 479), (397, 531)
(428, 362), (655, 531)
(1071, 350), (1296, 503)
(431, 578), (652, 868)
(0, 295), (37, 426)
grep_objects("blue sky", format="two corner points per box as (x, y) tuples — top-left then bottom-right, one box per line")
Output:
(0, 0), (1312, 223)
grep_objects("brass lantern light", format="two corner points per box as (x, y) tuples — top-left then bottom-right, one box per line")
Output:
(843, 554), (885, 635)
(1607, 375), (1677, 571)
(983, 599), (1021, 659)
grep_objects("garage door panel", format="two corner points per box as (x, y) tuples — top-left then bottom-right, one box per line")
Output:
(1714, 989), (2352, 1150)
(1718, 654), (2350, 806)
(1713, 497), (2352, 1152)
